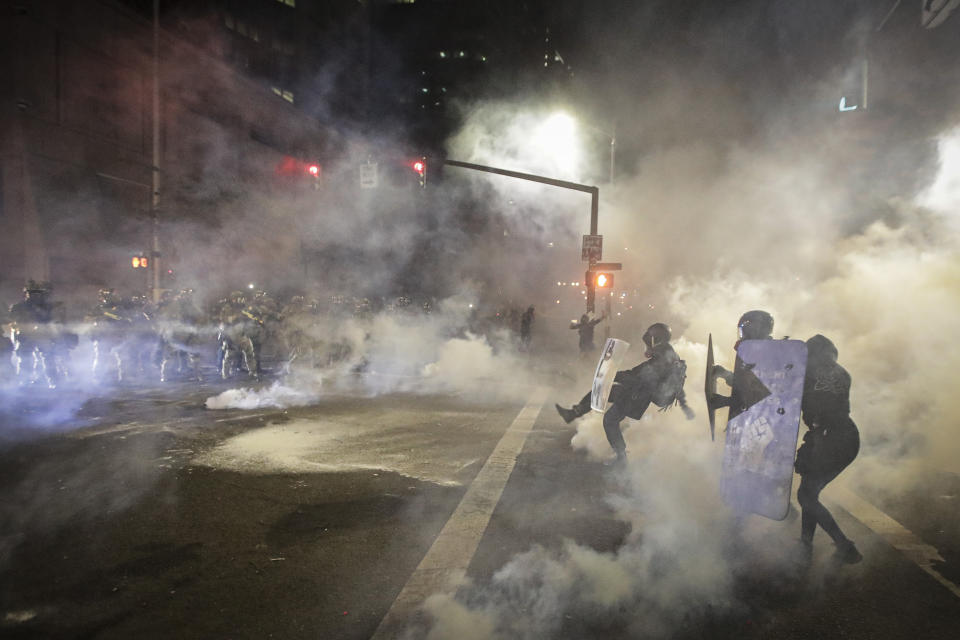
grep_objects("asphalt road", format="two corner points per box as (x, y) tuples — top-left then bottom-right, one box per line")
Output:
(0, 376), (958, 639)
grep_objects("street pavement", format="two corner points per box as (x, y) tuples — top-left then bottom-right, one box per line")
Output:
(0, 374), (958, 639)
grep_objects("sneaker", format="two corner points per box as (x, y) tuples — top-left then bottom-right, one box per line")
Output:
(555, 404), (578, 424)
(833, 540), (862, 565)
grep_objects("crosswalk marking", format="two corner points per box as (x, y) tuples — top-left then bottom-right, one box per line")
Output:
(829, 486), (960, 600)
(370, 389), (547, 639)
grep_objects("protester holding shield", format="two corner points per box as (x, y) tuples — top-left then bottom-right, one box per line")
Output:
(555, 322), (695, 466)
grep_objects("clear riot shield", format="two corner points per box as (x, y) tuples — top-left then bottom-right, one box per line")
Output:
(591, 338), (630, 412)
(720, 339), (807, 520)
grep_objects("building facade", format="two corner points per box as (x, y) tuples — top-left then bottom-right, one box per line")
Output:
(0, 0), (331, 304)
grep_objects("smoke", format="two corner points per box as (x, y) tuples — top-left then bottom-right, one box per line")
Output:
(204, 288), (540, 412)
(415, 5), (960, 636)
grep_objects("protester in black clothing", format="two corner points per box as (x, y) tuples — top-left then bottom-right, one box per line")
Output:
(555, 323), (695, 465)
(711, 310), (775, 415)
(571, 312), (606, 356)
(519, 305), (535, 351)
(794, 334), (862, 564)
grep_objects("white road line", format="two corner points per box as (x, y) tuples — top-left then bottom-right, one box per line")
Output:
(213, 412), (274, 423)
(370, 389), (548, 640)
(829, 486), (960, 600)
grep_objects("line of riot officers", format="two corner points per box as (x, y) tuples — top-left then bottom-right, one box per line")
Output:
(4, 284), (445, 390)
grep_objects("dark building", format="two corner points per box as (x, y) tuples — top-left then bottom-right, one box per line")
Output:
(0, 0), (332, 303)
(369, 0), (578, 151)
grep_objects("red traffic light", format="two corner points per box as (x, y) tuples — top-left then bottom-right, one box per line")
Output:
(410, 158), (427, 188)
(132, 255), (148, 268)
(132, 256), (140, 268)
(307, 164), (320, 176)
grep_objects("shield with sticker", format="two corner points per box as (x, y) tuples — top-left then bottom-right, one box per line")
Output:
(590, 338), (631, 412)
(720, 339), (807, 520)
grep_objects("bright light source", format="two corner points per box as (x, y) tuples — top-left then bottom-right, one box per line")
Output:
(307, 164), (319, 176)
(530, 112), (581, 177)
(248, 283), (255, 289)
(413, 161), (425, 173)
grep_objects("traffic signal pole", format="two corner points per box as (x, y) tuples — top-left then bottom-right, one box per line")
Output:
(443, 159), (600, 313)
(150, 0), (162, 302)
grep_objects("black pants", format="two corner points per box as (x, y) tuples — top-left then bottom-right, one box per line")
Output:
(795, 420), (860, 544)
(574, 382), (650, 454)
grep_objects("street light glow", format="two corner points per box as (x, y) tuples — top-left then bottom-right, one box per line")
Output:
(530, 112), (581, 178)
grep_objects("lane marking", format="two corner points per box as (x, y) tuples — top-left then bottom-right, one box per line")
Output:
(213, 412), (274, 423)
(829, 486), (960, 600)
(370, 388), (548, 639)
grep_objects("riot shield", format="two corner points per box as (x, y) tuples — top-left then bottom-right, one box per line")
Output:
(720, 339), (807, 520)
(590, 338), (630, 412)
(704, 333), (717, 441)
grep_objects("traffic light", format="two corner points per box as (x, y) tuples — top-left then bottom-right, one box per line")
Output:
(132, 255), (148, 269)
(592, 271), (613, 288)
(411, 157), (427, 188)
(306, 163), (321, 189)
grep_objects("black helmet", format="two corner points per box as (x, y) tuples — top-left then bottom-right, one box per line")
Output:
(806, 334), (838, 362)
(642, 322), (672, 349)
(737, 310), (774, 340)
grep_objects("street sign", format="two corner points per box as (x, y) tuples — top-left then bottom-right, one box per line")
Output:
(592, 262), (622, 271)
(360, 162), (378, 189)
(582, 235), (602, 262)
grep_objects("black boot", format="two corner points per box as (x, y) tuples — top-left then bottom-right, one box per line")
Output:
(555, 404), (578, 424)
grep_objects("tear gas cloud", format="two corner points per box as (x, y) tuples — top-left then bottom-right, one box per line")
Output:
(3, 1), (959, 633)
(418, 5), (960, 636)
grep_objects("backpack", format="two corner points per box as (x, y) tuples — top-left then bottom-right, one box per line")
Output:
(652, 358), (687, 409)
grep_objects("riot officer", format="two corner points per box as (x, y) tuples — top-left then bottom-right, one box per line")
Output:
(158, 288), (205, 382)
(555, 323), (695, 465)
(87, 288), (130, 382)
(7, 280), (59, 388)
(794, 334), (862, 564)
(218, 291), (248, 379)
(123, 294), (158, 380)
(279, 294), (321, 372)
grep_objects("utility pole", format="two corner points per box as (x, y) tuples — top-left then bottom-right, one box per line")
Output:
(150, 0), (162, 302)
(609, 121), (616, 185)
